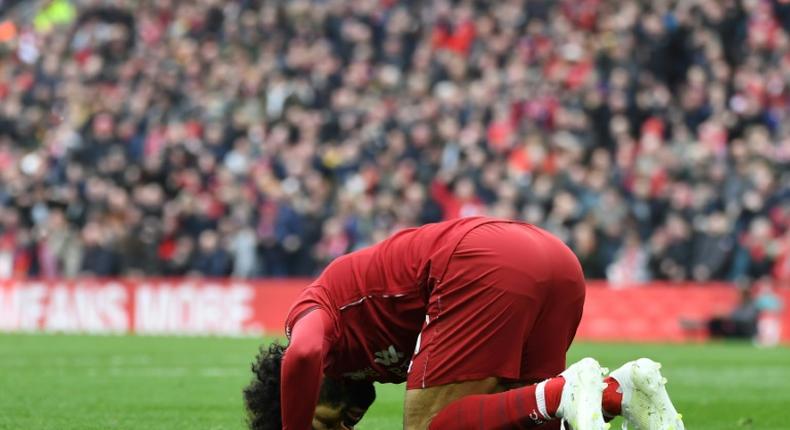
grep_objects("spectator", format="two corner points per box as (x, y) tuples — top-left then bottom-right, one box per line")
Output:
(607, 230), (650, 285)
(691, 212), (735, 281)
(227, 215), (258, 278)
(431, 172), (486, 220)
(651, 215), (694, 281)
(37, 208), (81, 278)
(190, 229), (231, 277)
(571, 222), (606, 280)
(163, 235), (196, 276)
(119, 219), (161, 276)
(733, 216), (782, 281)
(79, 221), (120, 277)
(707, 288), (759, 340)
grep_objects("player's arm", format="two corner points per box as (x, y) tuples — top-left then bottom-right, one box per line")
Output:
(281, 308), (332, 430)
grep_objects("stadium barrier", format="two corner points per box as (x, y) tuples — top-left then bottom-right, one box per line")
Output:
(1, 279), (788, 343)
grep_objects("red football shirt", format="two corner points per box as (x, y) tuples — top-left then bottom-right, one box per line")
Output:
(285, 216), (498, 382)
(280, 217), (501, 429)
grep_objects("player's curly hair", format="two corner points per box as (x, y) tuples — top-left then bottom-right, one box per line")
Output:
(244, 342), (286, 430)
(243, 342), (376, 430)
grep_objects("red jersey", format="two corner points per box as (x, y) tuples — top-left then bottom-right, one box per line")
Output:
(278, 217), (585, 430)
(285, 216), (501, 383)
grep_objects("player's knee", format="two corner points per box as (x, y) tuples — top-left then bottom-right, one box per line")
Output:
(404, 378), (500, 430)
(403, 392), (434, 430)
(405, 412), (442, 430)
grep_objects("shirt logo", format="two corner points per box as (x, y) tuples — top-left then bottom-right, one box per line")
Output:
(529, 410), (544, 425)
(373, 345), (404, 366)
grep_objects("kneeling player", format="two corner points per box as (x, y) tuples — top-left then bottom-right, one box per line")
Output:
(244, 217), (684, 429)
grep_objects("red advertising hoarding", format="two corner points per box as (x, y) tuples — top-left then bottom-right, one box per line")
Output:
(1, 279), (788, 343)
(0, 279), (302, 336)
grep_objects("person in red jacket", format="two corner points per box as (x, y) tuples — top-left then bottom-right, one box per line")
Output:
(243, 217), (684, 430)
(430, 170), (486, 220)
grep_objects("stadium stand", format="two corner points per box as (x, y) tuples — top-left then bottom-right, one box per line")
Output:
(0, 0), (788, 282)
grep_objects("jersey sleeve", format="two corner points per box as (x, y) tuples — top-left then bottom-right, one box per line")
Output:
(280, 307), (333, 430)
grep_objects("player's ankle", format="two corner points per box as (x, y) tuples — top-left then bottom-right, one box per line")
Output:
(543, 376), (565, 418)
(602, 376), (623, 418)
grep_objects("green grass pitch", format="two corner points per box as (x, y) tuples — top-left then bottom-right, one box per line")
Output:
(1, 334), (788, 430)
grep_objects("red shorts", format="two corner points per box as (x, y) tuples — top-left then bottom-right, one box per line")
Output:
(406, 222), (586, 389)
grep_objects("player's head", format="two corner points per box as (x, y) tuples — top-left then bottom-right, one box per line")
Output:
(243, 342), (376, 430)
(310, 378), (375, 430)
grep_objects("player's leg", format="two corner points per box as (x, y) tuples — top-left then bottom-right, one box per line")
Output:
(403, 222), (604, 429)
(502, 226), (682, 429)
(403, 377), (499, 429)
(409, 358), (608, 430)
(402, 283), (549, 429)
(602, 376), (623, 421)
(510, 225), (615, 429)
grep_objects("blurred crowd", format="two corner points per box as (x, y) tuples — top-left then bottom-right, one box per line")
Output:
(0, 0), (788, 282)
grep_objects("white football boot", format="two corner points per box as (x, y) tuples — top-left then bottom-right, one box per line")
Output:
(608, 358), (685, 430)
(556, 357), (609, 430)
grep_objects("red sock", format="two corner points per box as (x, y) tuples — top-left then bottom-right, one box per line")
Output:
(602, 376), (623, 421)
(428, 377), (565, 429)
